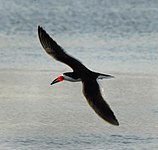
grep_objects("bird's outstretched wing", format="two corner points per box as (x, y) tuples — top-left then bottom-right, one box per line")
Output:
(38, 26), (87, 71)
(82, 79), (119, 126)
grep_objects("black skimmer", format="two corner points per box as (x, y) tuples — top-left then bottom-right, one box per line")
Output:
(38, 26), (119, 126)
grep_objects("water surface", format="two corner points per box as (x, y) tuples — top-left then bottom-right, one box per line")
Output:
(0, 0), (158, 149)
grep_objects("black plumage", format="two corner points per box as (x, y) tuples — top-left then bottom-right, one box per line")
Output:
(38, 26), (119, 126)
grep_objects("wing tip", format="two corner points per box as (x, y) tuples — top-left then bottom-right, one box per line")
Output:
(102, 113), (119, 126)
(38, 25), (43, 30)
(105, 111), (119, 126)
(38, 25), (43, 40)
(38, 25), (45, 37)
(38, 25), (41, 32)
(110, 118), (119, 126)
(37, 25), (53, 53)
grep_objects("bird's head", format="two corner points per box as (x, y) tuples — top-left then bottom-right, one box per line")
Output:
(50, 76), (64, 85)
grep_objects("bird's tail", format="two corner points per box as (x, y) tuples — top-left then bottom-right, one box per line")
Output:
(98, 73), (115, 80)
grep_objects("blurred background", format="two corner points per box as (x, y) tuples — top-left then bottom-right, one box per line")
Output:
(0, 0), (158, 150)
(0, 0), (158, 72)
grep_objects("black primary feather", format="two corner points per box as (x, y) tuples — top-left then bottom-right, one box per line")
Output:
(82, 79), (119, 126)
(38, 26), (87, 71)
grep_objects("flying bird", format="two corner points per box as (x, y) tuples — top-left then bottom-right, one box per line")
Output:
(38, 26), (119, 126)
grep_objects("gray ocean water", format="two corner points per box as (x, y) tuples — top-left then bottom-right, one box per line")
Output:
(0, 0), (158, 149)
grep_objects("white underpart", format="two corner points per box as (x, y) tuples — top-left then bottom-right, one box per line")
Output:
(101, 86), (106, 98)
(97, 81), (106, 98)
(97, 75), (114, 97)
(98, 75), (114, 80)
(63, 74), (81, 82)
